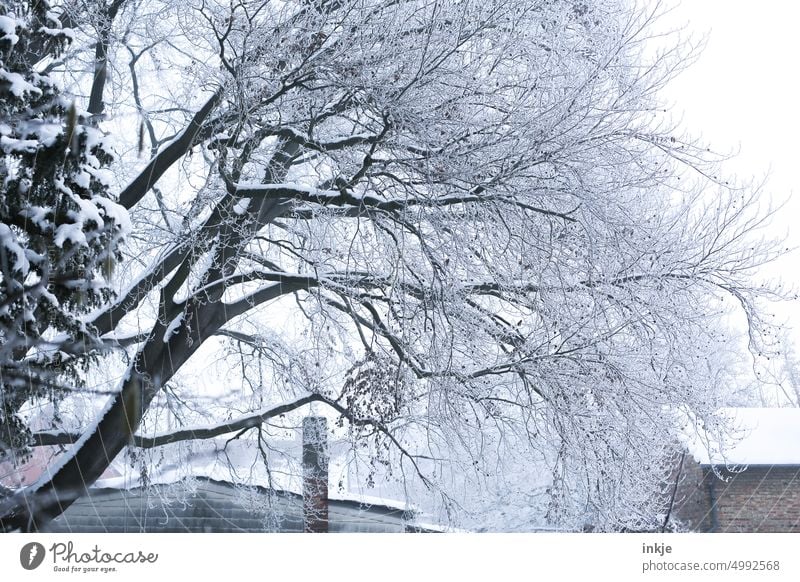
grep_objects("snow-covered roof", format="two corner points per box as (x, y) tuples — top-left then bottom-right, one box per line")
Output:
(93, 437), (418, 514)
(684, 408), (800, 466)
(46, 477), (424, 533)
(93, 473), (414, 514)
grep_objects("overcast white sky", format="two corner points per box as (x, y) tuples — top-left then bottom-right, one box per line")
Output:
(654, 1), (800, 339)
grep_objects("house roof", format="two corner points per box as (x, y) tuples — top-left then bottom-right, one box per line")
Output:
(4, 432), (443, 531)
(43, 477), (432, 533)
(684, 408), (800, 466)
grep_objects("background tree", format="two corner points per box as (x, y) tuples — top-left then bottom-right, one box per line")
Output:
(0, 0), (782, 531)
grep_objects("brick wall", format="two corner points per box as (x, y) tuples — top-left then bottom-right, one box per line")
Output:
(673, 458), (800, 532)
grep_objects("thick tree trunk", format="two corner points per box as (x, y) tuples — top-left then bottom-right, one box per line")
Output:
(0, 309), (210, 531)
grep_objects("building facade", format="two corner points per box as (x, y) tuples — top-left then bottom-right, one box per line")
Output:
(674, 408), (800, 533)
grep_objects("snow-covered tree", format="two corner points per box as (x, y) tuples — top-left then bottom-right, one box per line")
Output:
(0, 0), (128, 459)
(0, 0), (783, 531)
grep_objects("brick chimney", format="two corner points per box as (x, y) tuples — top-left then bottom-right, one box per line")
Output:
(302, 416), (329, 533)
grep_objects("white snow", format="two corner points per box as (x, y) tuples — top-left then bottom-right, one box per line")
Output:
(0, 135), (38, 153)
(232, 198), (251, 215)
(39, 288), (59, 307)
(69, 193), (103, 226)
(85, 166), (114, 187)
(235, 182), (340, 199)
(93, 197), (132, 234)
(33, 121), (62, 146)
(54, 222), (87, 247)
(53, 176), (71, 196)
(20, 205), (52, 231)
(0, 223), (30, 273)
(72, 170), (91, 191)
(81, 126), (105, 151)
(0, 15), (18, 45)
(44, 10), (62, 26)
(683, 408), (800, 466)
(24, 248), (45, 265)
(39, 26), (75, 41)
(163, 312), (184, 343)
(0, 70), (41, 98)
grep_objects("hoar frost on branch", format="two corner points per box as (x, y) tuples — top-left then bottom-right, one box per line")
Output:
(0, 0), (785, 531)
